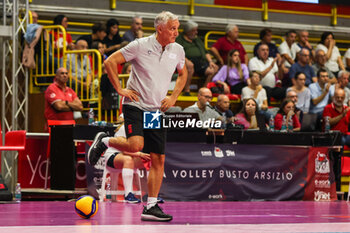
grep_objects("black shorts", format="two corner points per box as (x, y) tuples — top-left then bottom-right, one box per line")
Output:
(122, 104), (166, 154)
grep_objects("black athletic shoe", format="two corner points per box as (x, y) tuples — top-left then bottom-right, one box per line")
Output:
(141, 204), (173, 222)
(87, 132), (108, 166)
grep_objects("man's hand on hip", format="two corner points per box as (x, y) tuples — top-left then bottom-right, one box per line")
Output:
(160, 96), (176, 112)
(119, 88), (140, 102)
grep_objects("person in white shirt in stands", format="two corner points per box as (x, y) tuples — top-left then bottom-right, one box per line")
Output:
(316, 32), (344, 77)
(242, 71), (268, 112)
(343, 48), (350, 72)
(278, 30), (301, 73)
(249, 44), (284, 101)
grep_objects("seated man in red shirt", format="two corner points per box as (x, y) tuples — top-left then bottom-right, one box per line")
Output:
(44, 67), (83, 122)
(323, 88), (350, 145)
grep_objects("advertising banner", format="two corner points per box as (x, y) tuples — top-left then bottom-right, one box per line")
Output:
(18, 138), (87, 189)
(161, 143), (336, 201)
(303, 147), (337, 201)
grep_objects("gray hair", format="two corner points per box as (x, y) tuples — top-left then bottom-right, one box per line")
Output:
(184, 20), (198, 34)
(299, 48), (310, 55)
(154, 11), (178, 29)
(286, 89), (297, 96)
(338, 70), (350, 79)
(225, 24), (237, 34)
(132, 15), (142, 23)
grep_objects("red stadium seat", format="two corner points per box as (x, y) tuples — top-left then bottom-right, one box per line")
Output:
(0, 122), (26, 174)
(206, 82), (240, 100)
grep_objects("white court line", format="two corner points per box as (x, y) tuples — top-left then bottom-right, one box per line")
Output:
(1, 223), (350, 233)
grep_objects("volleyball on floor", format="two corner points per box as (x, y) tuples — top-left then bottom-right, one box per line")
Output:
(75, 195), (98, 219)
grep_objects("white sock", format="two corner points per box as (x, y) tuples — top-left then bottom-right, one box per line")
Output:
(147, 197), (158, 210)
(102, 137), (110, 147)
(122, 168), (133, 196)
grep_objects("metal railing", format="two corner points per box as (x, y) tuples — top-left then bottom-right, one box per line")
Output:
(65, 49), (102, 121)
(28, 24), (104, 121)
(29, 25), (67, 92)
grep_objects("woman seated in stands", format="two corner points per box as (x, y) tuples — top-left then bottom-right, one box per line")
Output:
(316, 32), (345, 77)
(52, 14), (75, 59)
(274, 99), (301, 131)
(103, 18), (128, 57)
(234, 98), (266, 130)
(212, 49), (249, 94)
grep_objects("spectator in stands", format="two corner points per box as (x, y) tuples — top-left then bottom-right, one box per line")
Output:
(183, 87), (221, 122)
(286, 72), (311, 113)
(234, 98), (265, 130)
(335, 70), (350, 106)
(288, 48), (316, 86)
(343, 48), (350, 72)
(323, 88), (350, 144)
(44, 67), (83, 122)
(210, 24), (247, 65)
(77, 23), (106, 49)
(286, 89), (303, 123)
(212, 49), (249, 94)
(312, 49), (336, 82)
(297, 30), (315, 62)
(52, 14), (74, 56)
(103, 19), (128, 57)
(31, 11), (38, 24)
(241, 71), (269, 116)
(91, 41), (107, 64)
(249, 44), (285, 100)
(253, 28), (280, 60)
(122, 16), (144, 42)
(122, 62), (132, 74)
(278, 30), (301, 72)
(316, 32), (344, 77)
(100, 63), (132, 111)
(309, 68), (335, 119)
(176, 20), (218, 96)
(214, 94), (234, 128)
(66, 39), (91, 90)
(274, 99), (301, 131)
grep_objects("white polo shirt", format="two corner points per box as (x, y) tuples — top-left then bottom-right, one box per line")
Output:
(120, 34), (185, 111)
(278, 41), (301, 68)
(248, 57), (278, 88)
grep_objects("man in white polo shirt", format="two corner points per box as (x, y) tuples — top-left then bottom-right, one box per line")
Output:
(249, 44), (285, 101)
(278, 29), (301, 72)
(88, 11), (187, 222)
